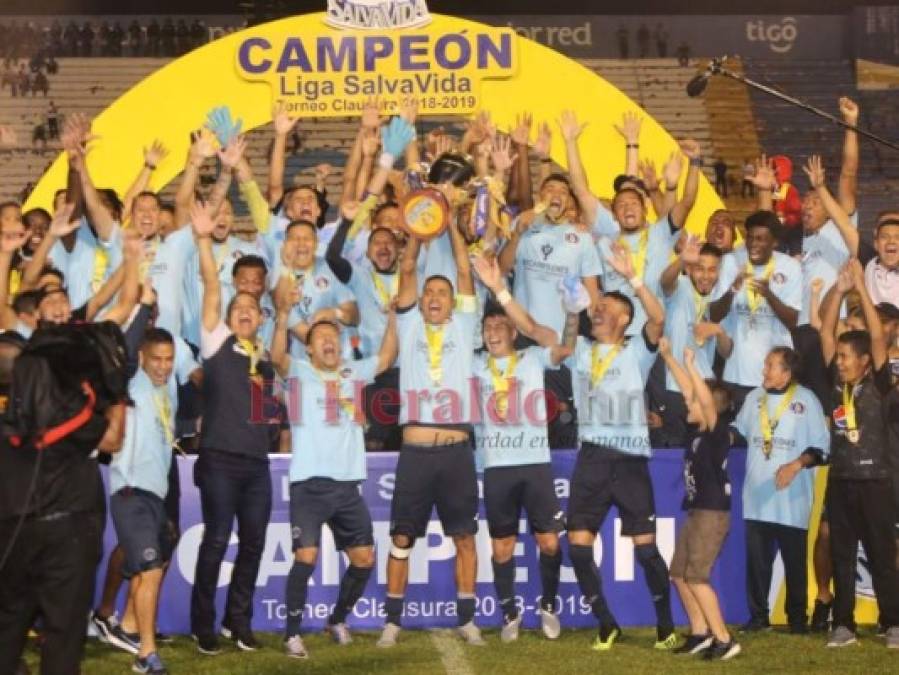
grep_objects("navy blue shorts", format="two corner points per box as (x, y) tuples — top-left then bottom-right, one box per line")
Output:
(110, 488), (173, 577)
(289, 478), (373, 551)
(484, 463), (565, 539)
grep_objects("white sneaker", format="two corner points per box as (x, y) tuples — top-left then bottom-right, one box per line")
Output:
(328, 622), (353, 645)
(500, 616), (522, 643)
(457, 621), (487, 646)
(376, 623), (401, 648)
(538, 608), (562, 640)
(284, 634), (308, 659)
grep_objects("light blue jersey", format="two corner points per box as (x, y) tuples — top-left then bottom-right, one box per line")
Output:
(287, 357), (378, 482)
(143, 226), (197, 338)
(261, 211), (290, 265)
(597, 217), (678, 336)
(511, 221), (602, 338)
(397, 299), (478, 425)
(591, 202), (620, 239)
(473, 346), (556, 470)
(567, 333), (658, 457)
(181, 235), (265, 347)
(285, 258), (355, 360)
(798, 213), (856, 326)
(49, 218), (122, 311)
(733, 384), (830, 529)
(346, 258), (398, 358)
(109, 369), (177, 499)
(663, 275), (716, 392)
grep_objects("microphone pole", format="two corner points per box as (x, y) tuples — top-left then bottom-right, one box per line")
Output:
(696, 56), (899, 153)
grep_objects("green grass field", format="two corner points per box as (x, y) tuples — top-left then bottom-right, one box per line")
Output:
(22, 626), (898, 674)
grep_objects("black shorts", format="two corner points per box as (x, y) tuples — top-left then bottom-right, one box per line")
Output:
(110, 488), (174, 578)
(567, 444), (657, 537)
(390, 440), (479, 539)
(484, 463), (564, 539)
(289, 478), (374, 551)
(163, 456), (180, 529)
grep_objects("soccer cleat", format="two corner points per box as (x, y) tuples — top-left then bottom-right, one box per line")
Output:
(284, 634), (309, 659)
(654, 630), (678, 650)
(674, 633), (713, 655)
(826, 626), (858, 648)
(738, 617), (771, 633)
(500, 615), (522, 643)
(886, 626), (899, 649)
(222, 624), (259, 652)
(154, 632), (174, 644)
(809, 600), (832, 632)
(132, 651), (168, 674)
(93, 613), (139, 655)
(192, 632), (221, 656)
(457, 621), (487, 646)
(591, 624), (621, 651)
(376, 623), (401, 648)
(702, 639), (741, 661)
(328, 622), (353, 645)
(538, 608), (561, 640)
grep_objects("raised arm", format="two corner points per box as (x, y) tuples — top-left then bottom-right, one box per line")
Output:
(376, 308), (398, 375)
(122, 141), (168, 218)
(270, 274), (298, 378)
(207, 135), (246, 216)
(448, 205), (474, 297)
(752, 154), (775, 212)
(0, 229), (28, 327)
(191, 201), (221, 331)
(657, 336), (695, 405)
(93, 229), (141, 325)
(235, 157), (269, 233)
(684, 346), (718, 430)
(818, 265), (850, 364)
(849, 257), (887, 369)
(558, 110), (600, 227)
(660, 233), (700, 297)
(749, 272), (798, 330)
(268, 101), (299, 208)
(22, 203), (78, 289)
(607, 242), (665, 343)
(802, 155), (858, 256)
(614, 111), (642, 179)
(174, 129), (215, 228)
(837, 97), (859, 216)
(668, 140), (701, 231)
(640, 159), (669, 218)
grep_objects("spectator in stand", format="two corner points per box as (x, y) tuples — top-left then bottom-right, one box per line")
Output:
(99, 22), (111, 56)
(49, 20), (62, 55)
(616, 25), (629, 59)
(654, 24), (669, 58)
(677, 41), (690, 67)
(714, 158), (728, 197)
(176, 20), (190, 55)
(32, 119), (47, 150)
(63, 20), (78, 57)
(111, 22), (124, 57)
(47, 101), (59, 140)
(79, 22), (94, 57)
(46, 54), (58, 75)
(147, 19), (161, 57)
(128, 20), (143, 57)
(32, 70), (48, 97)
(637, 23), (651, 58)
(742, 158), (755, 198)
(161, 19), (176, 57)
(190, 19), (206, 50)
(17, 65), (30, 97)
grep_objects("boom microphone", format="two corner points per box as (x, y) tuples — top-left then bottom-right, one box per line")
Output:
(686, 56), (727, 98)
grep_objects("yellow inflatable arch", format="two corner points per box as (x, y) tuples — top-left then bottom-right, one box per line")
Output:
(24, 12), (722, 231)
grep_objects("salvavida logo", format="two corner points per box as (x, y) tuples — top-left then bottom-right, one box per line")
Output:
(745, 17), (798, 54)
(325, 0), (431, 31)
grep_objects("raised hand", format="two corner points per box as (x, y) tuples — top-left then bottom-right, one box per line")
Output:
(638, 159), (659, 192)
(340, 200), (360, 221)
(751, 154), (777, 190)
(693, 322), (721, 344)
(189, 128), (216, 163)
(663, 150), (684, 187)
(810, 277), (824, 295)
(432, 132), (455, 159)
(679, 139), (701, 160)
(658, 335), (672, 356)
(472, 253), (503, 292)
(557, 110), (586, 143)
(361, 129), (380, 158)
(839, 96), (859, 126)
(0, 227), (27, 253)
(399, 97), (418, 125)
(681, 233), (702, 264)
(217, 134), (247, 169)
(834, 264), (853, 294)
(273, 274), (300, 313)
(272, 100), (299, 136)
(802, 155), (825, 190)
(48, 203), (77, 238)
(614, 111), (642, 145)
(190, 200), (216, 238)
(123, 227), (144, 262)
(361, 97), (382, 131)
(509, 112), (531, 146)
(607, 242), (636, 280)
(534, 121), (552, 159)
(847, 257), (866, 288)
(143, 140), (169, 168)
(490, 134), (517, 174)
(683, 346), (696, 366)
(0, 125), (17, 146)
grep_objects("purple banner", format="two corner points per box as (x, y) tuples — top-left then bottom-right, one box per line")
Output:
(98, 449), (750, 633)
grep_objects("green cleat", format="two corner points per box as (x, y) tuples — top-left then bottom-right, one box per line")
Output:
(591, 625), (621, 651)
(654, 631), (678, 650)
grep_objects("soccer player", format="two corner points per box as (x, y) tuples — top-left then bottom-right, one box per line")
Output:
(656, 236), (732, 446)
(189, 201), (283, 655)
(471, 255), (574, 642)
(817, 261), (899, 648)
(270, 275), (397, 658)
(712, 212), (802, 411)
(730, 347), (829, 633)
(377, 155), (484, 648)
(560, 244), (676, 651)
(108, 328), (180, 674)
(657, 340), (740, 660)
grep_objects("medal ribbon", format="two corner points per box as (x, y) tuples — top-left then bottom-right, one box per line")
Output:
(472, 183), (490, 239)
(371, 270), (398, 310)
(8, 268), (20, 298)
(347, 193), (379, 241)
(745, 258), (775, 314)
(140, 237), (160, 279)
(315, 368), (359, 421)
(759, 383), (797, 459)
(91, 246), (108, 292)
(151, 387), (174, 447)
(842, 383), (858, 434)
(213, 239), (230, 274)
(424, 323), (445, 384)
(619, 227), (649, 279)
(487, 352), (518, 419)
(590, 342), (624, 388)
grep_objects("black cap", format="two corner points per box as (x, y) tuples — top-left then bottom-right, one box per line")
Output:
(876, 302), (899, 321)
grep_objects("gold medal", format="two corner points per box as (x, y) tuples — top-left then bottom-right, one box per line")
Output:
(847, 429), (860, 444)
(762, 440), (772, 460)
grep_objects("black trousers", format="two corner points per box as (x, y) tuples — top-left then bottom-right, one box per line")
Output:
(745, 519), (808, 627)
(791, 325), (829, 410)
(827, 478), (899, 630)
(0, 512), (102, 675)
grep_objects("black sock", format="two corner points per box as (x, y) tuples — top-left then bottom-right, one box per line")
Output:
(285, 561), (315, 637)
(457, 594), (476, 626)
(329, 565), (373, 626)
(635, 543), (673, 636)
(385, 594), (404, 627)
(492, 557), (518, 620)
(569, 543), (615, 625)
(539, 550), (562, 611)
